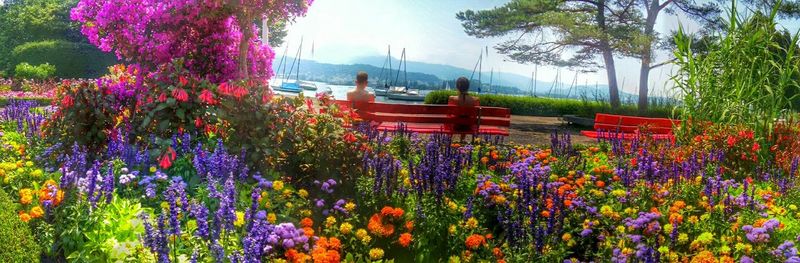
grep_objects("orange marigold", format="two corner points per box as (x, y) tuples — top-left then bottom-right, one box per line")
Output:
(398, 233), (412, 248)
(328, 237), (342, 251)
(465, 234), (486, 250)
(18, 212), (31, 223)
(300, 217), (314, 228)
(690, 251), (716, 263)
(380, 206), (394, 217)
(405, 220), (414, 231)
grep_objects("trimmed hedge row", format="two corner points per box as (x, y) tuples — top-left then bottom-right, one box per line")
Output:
(0, 189), (40, 262)
(10, 40), (117, 79)
(424, 90), (675, 118)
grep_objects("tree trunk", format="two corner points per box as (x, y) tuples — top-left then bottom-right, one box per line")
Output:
(638, 0), (660, 113)
(237, 17), (253, 80)
(602, 47), (621, 108)
(596, 0), (621, 108)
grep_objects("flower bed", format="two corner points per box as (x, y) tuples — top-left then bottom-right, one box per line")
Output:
(4, 92), (800, 262)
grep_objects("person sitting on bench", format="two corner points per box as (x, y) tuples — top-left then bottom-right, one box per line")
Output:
(448, 77), (480, 139)
(347, 71), (375, 103)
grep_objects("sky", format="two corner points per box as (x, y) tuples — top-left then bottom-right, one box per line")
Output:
(280, 0), (800, 96)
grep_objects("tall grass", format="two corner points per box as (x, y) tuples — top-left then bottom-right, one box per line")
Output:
(672, 2), (800, 139)
(425, 90), (675, 118)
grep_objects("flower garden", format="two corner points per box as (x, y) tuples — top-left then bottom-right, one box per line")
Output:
(3, 0), (800, 263)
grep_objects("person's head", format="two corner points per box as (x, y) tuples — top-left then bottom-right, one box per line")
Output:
(355, 71), (368, 88)
(456, 77), (470, 94)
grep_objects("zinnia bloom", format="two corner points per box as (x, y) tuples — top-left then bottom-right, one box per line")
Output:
(368, 248), (384, 260)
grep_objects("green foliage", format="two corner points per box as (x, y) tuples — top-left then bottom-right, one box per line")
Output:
(11, 40), (117, 78)
(43, 80), (118, 153)
(672, 4), (800, 140)
(66, 196), (146, 262)
(0, 0), (83, 72)
(424, 90), (674, 118)
(0, 189), (40, 263)
(14, 62), (56, 80)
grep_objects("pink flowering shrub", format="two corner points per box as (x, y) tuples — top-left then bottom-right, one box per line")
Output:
(70, 0), (311, 83)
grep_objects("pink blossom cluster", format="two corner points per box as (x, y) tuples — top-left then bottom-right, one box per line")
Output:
(70, 0), (311, 83)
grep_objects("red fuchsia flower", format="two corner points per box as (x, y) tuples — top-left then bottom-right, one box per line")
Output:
(61, 95), (74, 108)
(199, 89), (217, 105)
(172, 88), (189, 102)
(158, 92), (168, 102)
(159, 147), (177, 169)
(752, 142), (761, 152)
(179, 76), (189, 86)
(306, 98), (315, 114)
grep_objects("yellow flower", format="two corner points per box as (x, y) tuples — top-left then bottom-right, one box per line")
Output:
(267, 213), (277, 224)
(325, 216), (337, 227)
(447, 201), (458, 213)
(234, 211), (245, 227)
(285, 202), (293, 208)
(616, 225), (625, 234)
(300, 209), (312, 217)
(663, 224), (673, 234)
(611, 189), (626, 197)
(355, 229), (368, 239)
(361, 235), (372, 244)
(339, 222), (353, 235)
(369, 248), (384, 260)
(678, 233), (689, 244)
(150, 166), (157, 173)
(790, 204), (798, 211)
(25, 161), (33, 167)
(282, 189), (292, 197)
(448, 255), (461, 263)
(298, 189), (308, 198)
(30, 169), (43, 178)
(344, 202), (356, 212)
(272, 180), (284, 191)
(600, 205), (614, 217)
(449, 225), (457, 235)
(562, 233), (572, 241)
(465, 217), (478, 229)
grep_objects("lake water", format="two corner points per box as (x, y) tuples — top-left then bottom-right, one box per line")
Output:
(272, 80), (430, 104)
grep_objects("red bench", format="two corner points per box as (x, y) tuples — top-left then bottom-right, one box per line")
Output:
(334, 100), (511, 136)
(580, 113), (680, 141)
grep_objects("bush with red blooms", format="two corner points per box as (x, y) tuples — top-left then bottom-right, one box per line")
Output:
(671, 121), (763, 178)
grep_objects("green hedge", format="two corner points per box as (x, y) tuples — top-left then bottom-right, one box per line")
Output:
(425, 90), (675, 118)
(0, 190), (40, 262)
(11, 40), (117, 79)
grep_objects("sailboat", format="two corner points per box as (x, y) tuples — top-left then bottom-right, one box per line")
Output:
(386, 48), (425, 102)
(372, 46), (392, 96)
(275, 38), (305, 93)
(270, 42), (290, 90)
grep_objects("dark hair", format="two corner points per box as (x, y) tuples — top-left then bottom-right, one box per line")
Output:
(456, 77), (470, 94)
(356, 71), (368, 84)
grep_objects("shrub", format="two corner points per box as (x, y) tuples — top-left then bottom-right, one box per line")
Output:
(14, 63), (56, 80)
(424, 90), (674, 118)
(0, 189), (40, 263)
(11, 40), (117, 79)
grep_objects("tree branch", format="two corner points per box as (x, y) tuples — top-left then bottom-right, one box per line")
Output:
(658, 0), (674, 11)
(649, 58), (675, 69)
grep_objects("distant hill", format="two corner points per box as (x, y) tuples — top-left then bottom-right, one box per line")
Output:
(274, 56), (656, 102)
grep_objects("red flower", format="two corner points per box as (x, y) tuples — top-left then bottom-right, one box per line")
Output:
(398, 233), (412, 248)
(195, 117), (204, 128)
(172, 88), (189, 102)
(159, 147), (177, 169)
(752, 142), (760, 152)
(199, 89), (217, 105)
(158, 92), (168, 103)
(179, 76), (188, 86)
(306, 98), (315, 114)
(343, 132), (357, 143)
(60, 95), (74, 108)
(727, 136), (736, 147)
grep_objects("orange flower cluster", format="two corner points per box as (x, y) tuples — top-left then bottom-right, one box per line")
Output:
(398, 233), (412, 248)
(301, 217), (315, 237)
(285, 249), (311, 263)
(368, 206), (405, 237)
(465, 234), (486, 250)
(39, 180), (64, 206)
(311, 237), (341, 263)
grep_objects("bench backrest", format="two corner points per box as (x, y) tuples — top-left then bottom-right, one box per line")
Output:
(593, 113), (680, 134)
(334, 100), (511, 127)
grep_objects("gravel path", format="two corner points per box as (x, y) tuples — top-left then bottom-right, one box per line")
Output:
(506, 115), (595, 146)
